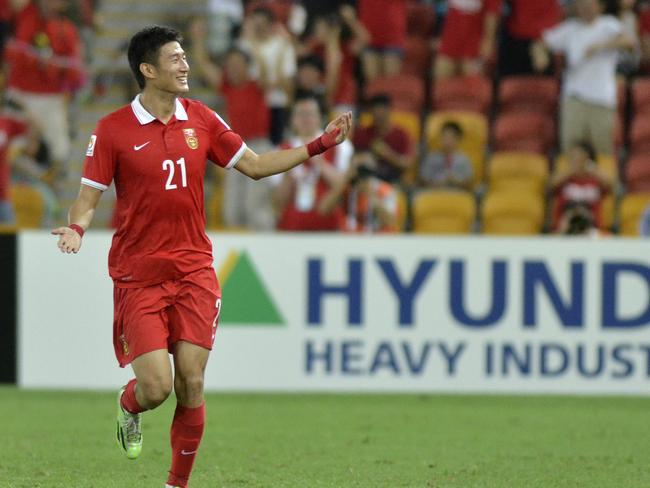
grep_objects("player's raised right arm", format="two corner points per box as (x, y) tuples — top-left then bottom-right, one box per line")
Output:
(51, 185), (102, 254)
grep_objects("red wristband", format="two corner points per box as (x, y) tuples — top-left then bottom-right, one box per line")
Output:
(306, 127), (342, 157)
(68, 224), (85, 238)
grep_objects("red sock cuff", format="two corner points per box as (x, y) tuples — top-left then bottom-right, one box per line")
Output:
(174, 403), (206, 426)
(120, 378), (147, 414)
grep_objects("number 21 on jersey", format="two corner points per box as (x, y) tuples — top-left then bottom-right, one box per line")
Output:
(162, 157), (187, 190)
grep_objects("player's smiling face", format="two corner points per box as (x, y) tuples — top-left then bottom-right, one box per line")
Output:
(152, 41), (190, 94)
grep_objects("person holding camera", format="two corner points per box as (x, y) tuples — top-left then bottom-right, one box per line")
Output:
(318, 151), (399, 233)
(551, 140), (612, 232)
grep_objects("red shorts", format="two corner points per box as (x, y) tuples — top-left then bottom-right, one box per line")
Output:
(112, 267), (221, 367)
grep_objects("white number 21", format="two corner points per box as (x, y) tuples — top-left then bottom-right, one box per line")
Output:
(162, 157), (187, 190)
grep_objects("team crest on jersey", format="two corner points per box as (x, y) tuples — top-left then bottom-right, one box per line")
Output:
(86, 134), (97, 156)
(183, 128), (199, 149)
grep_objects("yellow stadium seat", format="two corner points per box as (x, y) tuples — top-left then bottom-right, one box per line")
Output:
(206, 184), (224, 230)
(412, 190), (476, 234)
(601, 194), (615, 230)
(482, 191), (545, 235)
(395, 188), (408, 232)
(424, 111), (488, 186)
(619, 193), (650, 236)
(10, 184), (44, 228)
(553, 154), (619, 184)
(488, 152), (549, 196)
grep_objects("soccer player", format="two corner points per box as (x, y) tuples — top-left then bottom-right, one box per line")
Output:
(51, 26), (352, 488)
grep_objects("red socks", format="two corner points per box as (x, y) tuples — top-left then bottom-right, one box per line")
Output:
(167, 403), (206, 488)
(120, 378), (147, 414)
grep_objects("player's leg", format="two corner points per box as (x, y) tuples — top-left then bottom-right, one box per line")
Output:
(362, 48), (381, 81)
(166, 342), (210, 488)
(165, 268), (220, 488)
(118, 349), (173, 459)
(113, 284), (174, 459)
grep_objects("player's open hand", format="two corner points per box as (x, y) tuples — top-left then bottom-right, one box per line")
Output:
(51, 227), (82, 254)
(325, 111), (353, 145)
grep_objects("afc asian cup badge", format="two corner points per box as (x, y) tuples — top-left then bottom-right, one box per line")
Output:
(183, 128), (199, 150)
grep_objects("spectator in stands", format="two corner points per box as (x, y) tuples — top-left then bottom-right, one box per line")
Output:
(639, 0), (650, 69)
(531, 0), (635, 155)
(498, 0), (562, 76)
(238, 6), (297, 144)
(318, 152), (400, 233)
(358, 0), (407, 80)
(5, 0), (84, 180)
(294, 55), (326, 100)
(191, 21), (275, 230)
(419, 121), (473, 191)
(551, 141), (612, 231)
(274, 93), (353, 231)
(435, 0), (503, 80)
(205, 0), (244, 56)
(246, 0), (307, 37)
(352, 94), (413, 184)
(303, 5), (369, 114)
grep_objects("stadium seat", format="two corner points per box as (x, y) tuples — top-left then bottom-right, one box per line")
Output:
(619, 192), (650, 235)
(601, 194), (615, 230)
(412, 190), (476, 234)
(424, 111), (488, 186)
(358, 110), (421, 145)
(10, 184), (44, 228)
(631, 77), (650, 116)
(487, 152), (549, 196)
(433, 76), (493, 115)
(493, 112), (555, 155)
(554, 154), (619, 184)
(364, 74), (425, 112)
(395, 188), (408, 231)
(498, 76), (559, 115)
(407, 0), (436, 38)
(402, 37), (432, 78)
(626, 155), (650, 192)
(482, 191), (545, 235)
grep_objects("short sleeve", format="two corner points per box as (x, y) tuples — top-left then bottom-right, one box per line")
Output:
(206, 108), (247, 169)
(543, 21), (574, 53)
(81, 120), (115, 191)
(484, 0), (502, 15)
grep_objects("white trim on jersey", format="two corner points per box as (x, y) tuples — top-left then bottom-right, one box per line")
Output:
(226, 142), (248, 169)
(81, 177), (108, 191)
(213, 111), (232, 130)
(130, 94), (188, 125)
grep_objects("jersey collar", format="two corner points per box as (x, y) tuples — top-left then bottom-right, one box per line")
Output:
(130, 94), (188, 125)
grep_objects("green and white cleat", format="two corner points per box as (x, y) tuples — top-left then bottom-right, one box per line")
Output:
(116, 386), (143, 460)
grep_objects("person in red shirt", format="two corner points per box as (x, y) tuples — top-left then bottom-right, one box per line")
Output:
(551, 141), (612, 231)
(5, 0), (83, 171)
(274, 93), (353, 231)
(0, 102), (29, 224)
(358, 0), (407, 80)
(190, 19), (275, 230)
(304, 5), (369, 113)
(51, 26), (352, 488)
(352, 94), (413, 183)
(435, 0), (503, 79)
(498, 0), (562, 76)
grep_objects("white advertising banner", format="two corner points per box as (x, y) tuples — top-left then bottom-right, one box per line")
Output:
(18, 231), (650, 394)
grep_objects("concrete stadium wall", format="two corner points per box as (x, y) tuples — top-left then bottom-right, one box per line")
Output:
(16, 231), (650, 394)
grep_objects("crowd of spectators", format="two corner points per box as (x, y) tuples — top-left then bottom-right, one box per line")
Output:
(5, 0), (650, 237)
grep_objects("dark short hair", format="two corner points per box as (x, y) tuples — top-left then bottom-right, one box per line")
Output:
(293, 92), (325, 115)
(127, 25), (183, 89)
(298, 55), (325, 74)
(251, 6), (275, 23)
(369, 93), (391, 108)
(573, 140), (597, 162)
(225, 47), (251, 65)
(441, 121), (463, 138)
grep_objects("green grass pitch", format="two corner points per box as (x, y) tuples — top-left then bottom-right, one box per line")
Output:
(2, 387), (650, 487)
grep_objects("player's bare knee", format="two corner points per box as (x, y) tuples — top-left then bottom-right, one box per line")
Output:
(139, 377), (173, 407)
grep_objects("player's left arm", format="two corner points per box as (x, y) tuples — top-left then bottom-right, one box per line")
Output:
(235, 112), (352, 180)
(51, 185), (102, 254)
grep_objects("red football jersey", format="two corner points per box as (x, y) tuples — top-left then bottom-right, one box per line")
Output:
(439, 0), (502, 59)
(0, 112), (28, 201)
(82, 95), (246, 288)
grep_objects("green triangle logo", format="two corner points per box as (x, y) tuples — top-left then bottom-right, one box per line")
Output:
(219, 250), (285, 326)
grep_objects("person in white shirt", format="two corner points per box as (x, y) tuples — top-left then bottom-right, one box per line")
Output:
(531, 0), (634, 155)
